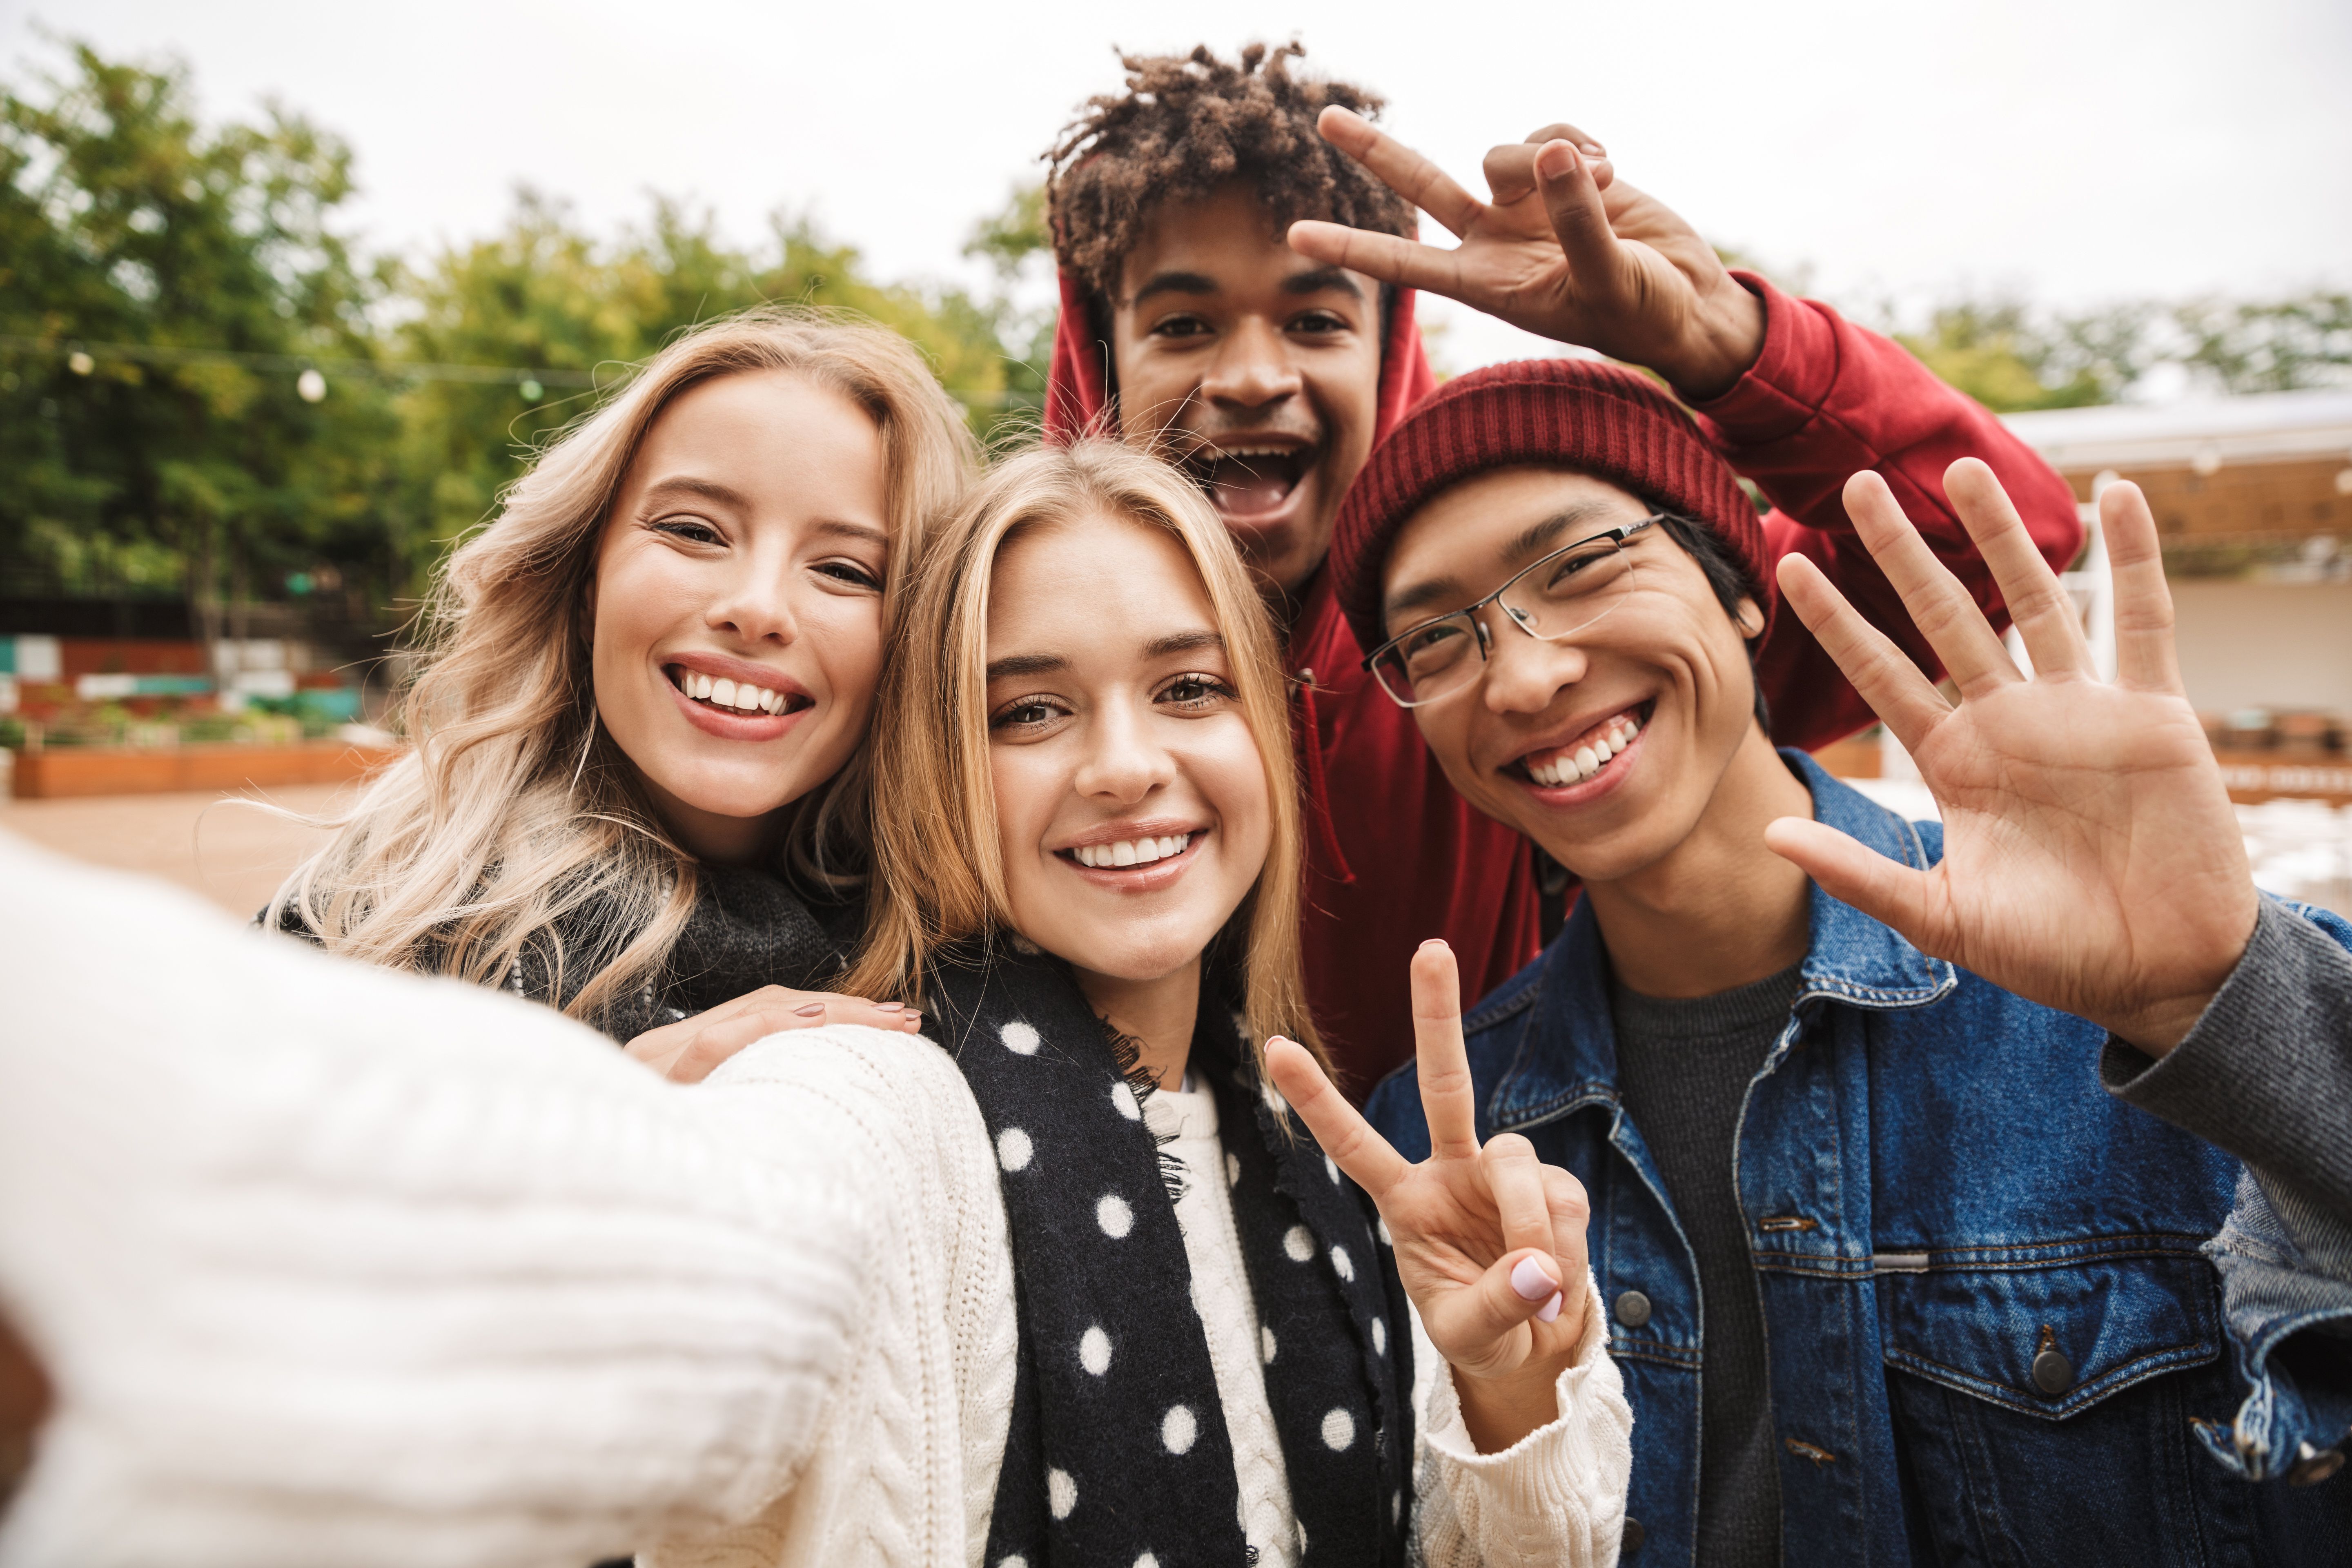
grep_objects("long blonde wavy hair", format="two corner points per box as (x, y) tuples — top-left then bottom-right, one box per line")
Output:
(272, 308), (977, 1024)
(845, 439), (1328, 1076)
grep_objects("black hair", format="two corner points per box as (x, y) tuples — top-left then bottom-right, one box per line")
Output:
(1656, 514), (1772, 731)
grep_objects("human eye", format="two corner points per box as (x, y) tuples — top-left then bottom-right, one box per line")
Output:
(989, 695), (1069, 734)
(1149, 314), (1213, 340)
(813, 557), (884, 592)
(648, 514), (724, 547)
(1157, 672), (1237, 711)
(1288, 310), (1350, 335)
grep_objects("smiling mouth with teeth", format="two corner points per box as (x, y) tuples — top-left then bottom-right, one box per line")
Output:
(668, 665), (811, 718)
(1520, 705), (1649, 788)
(1065, 832), (1195, 870)
(1188, 444), (1314, 520)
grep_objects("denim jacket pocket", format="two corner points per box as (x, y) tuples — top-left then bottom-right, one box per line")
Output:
(1878, 1237), (2223, 1419)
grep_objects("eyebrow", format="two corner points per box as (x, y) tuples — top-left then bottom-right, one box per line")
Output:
(639, 475), (750, 511)
(1381, 503), (1628, 624)
(1281, 266), (1364, 301)
(810, 518), (891, 550)
(1130, 270), (1218, 306)
(1144, 629), (1225, 658)
(983, 630), (1225, 684)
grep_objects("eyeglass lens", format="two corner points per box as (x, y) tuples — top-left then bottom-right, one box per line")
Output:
(1371, 537), (1639, 706)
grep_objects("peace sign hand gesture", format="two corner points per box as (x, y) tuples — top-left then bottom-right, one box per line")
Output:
(1267, 940), (1593, 1452)
(1767, 460), (2260, 1055)
(1285, 106), (1766, 400)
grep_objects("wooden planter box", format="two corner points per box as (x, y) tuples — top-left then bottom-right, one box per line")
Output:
(11, 740), (401, 799)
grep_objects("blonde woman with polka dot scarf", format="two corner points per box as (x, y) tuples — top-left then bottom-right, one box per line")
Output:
(652, 441), (1627, 1568)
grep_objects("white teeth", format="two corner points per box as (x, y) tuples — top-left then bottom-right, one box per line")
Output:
(1075, 833), (1192, 869)
(710, 677), (737, 707)
(733, 684), (762, 712)
(690, 672), (712, 700)
(1526, 711), (1645, 787)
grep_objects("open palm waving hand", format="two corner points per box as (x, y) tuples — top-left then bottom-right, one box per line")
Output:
(1766, 460), (2259, 1054)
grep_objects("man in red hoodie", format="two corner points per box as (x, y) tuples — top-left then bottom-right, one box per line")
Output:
(1042, 42), (2081, 1090)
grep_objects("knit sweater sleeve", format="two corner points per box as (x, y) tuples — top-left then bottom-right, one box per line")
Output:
(0, 833), (1005, 1568)
(1408, 1276), (1632, 1568)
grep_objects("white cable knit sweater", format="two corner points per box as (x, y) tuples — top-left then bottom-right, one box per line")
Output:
(0, 833), (1630, 1568)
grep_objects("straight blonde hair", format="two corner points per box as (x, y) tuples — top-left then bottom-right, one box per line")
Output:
(272, 307), (977, 1025)
(846, 439), (1328, 1076)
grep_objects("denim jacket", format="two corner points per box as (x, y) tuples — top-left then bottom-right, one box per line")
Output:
(1368, 754), (2352, 1564)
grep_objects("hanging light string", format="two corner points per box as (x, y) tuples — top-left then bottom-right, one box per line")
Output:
(0, 334), (1019, 406)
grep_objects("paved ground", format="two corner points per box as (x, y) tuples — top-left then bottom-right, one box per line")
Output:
(2, 783), (349, 918)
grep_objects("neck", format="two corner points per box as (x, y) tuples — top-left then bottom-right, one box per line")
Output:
(641, 777), (782, 868)
(1581, 728), (1816, 998)
(1070, 955), (1202, 1089)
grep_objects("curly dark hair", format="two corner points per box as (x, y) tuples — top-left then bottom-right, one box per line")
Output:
(1046, 42), (1418, 303)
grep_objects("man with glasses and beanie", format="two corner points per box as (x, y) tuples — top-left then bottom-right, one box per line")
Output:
(1037, 44), (2082, 1092)
(1332, 352), (2352, 1564)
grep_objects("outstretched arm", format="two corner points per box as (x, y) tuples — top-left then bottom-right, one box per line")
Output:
(1767, 461), (2352, 1481)
(1290, 107), (2081, 751)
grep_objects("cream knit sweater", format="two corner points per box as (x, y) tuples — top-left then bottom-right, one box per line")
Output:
(0, 834), (1629, 1568)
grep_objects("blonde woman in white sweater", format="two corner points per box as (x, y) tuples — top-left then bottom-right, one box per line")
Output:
(698, 439), (1630, 1568)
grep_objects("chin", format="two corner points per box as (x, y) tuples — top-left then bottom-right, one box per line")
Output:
(1050, 928), (1212, 985)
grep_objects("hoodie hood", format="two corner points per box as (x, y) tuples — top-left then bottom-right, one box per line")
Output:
(1042, 265), (1439, 451)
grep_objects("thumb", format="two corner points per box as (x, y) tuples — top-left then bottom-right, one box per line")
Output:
(1434, 1247), (1565, 1365)
(1532, 139), (1621, 287)
(1763, 816), (1948, 955)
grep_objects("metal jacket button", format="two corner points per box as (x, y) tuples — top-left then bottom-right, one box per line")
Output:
(1614, 1290), (1652, 1328)
(2031, 1347), (2074, 1395)
(1621, 1517), (1646, 1556)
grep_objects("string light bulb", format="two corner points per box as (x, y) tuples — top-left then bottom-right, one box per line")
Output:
(297, 368), (327, 403)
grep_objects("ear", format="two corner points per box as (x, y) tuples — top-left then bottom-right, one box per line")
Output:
(1733, 596), (1765, 639)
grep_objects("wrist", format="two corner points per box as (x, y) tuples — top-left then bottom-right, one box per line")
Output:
(1454, 1352), (1575, 1454)
(1660, 278), (1766, 403)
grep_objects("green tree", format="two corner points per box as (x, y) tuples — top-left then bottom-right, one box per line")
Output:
(0, 42), (397, 643)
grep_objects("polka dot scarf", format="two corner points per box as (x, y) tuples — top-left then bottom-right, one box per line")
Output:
(925, 942), (1413, 1568)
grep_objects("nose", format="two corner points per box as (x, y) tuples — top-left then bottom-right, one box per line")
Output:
(1200, 316), (1303, 412)
(706, 553), (802, 648)
(1071, 696), (1174, 807)
(1479, 606), (1587, 716)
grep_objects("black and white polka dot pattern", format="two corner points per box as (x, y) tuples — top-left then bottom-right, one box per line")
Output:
(927, 942), (1412, 1568)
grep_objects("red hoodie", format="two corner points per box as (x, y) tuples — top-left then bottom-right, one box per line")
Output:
(1046, 270), (2081, 1093)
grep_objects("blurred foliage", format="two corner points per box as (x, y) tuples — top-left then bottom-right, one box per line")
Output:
(1894, 293), (2352, 413)
(0, 41), (400, 620)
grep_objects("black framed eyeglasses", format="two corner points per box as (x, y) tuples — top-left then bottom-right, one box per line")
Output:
(1361, 514), (1667, 709)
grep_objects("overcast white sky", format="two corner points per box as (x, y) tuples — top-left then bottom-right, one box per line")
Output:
(9, 0), (2350, 370)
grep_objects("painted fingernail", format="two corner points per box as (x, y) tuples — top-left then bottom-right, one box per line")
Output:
(1578, 140), (1605, 156)
(1511, 1255), (1560, 1302)
(793, 1003), (825, 1018)
(875, 1001), (904, 1013)
(1419, 938), (1450, 951)
(1537, 1290), (1565, 1324)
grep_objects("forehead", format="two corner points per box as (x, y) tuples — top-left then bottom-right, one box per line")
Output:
(629, 370), (885, 506)
(1389, 467), (1650, 574)
(987, 512), (1216, 650)
(1116, 180), (1341, 302)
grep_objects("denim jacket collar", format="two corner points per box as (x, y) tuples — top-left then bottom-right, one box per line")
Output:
(1486, 750), (1956, 1131)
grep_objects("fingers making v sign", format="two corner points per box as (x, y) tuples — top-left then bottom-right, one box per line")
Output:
(1766, 459), (2261, 1055)
(1267, 939), (1594, 1452)
(1284, 105), (1765, 400)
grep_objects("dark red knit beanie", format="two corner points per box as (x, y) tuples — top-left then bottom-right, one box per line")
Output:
(1329, 358), (1770, 656)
